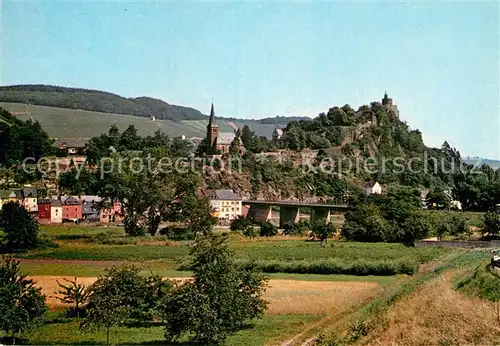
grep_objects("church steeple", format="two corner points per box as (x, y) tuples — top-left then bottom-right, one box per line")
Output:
(206, 102), (219, 154)
(209, 103), (216, 125)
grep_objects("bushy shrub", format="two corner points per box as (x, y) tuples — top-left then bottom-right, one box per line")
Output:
(483, 212), (500, 237)
(449, 214), (469, 237)
(283, 220), (310, 236)
(259, 221), (278, 237)
(95, 237), (138, 245)
(159, 227), (195, 240)
(230, 216), (257, 238)
(83, 266), (168, 345)
(389, 212), (433, 245)
(341, 204), (388, 242)
(230, 215), (252, 232)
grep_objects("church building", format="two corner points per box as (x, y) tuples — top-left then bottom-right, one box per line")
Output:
(206, 103), (243, 155)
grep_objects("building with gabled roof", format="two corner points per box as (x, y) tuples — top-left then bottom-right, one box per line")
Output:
(55, 138), (88, 155)
(200, 189), (243, 220)
(21, 187), (38, 213)
(62, 196), (82, 221)
(0, 190), (18, 208)
(51, 199), (63, 223)
(38, 199), (52, 222)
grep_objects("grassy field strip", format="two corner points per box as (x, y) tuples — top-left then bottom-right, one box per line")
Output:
(18, 259), (191, 278)
(300, 250), (492, 346)
(19, 311), (321, 346)
(1, 102), (205, 138)
(282, 251), (461, 345)
(360, 265), (500, 345)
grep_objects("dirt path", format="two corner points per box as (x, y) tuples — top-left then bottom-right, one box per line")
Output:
(280, 295), (375, 346)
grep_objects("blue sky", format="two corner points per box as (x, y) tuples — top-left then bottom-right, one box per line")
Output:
(1, 1), (499, 159)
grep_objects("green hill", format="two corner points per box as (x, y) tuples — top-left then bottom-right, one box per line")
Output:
(0, 84), (309, 125)
(0, 102), (205, 139)
(0, 102), (281, 140)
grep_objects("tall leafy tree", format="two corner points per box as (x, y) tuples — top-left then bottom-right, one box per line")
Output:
(0, 202), (39, 252)
(0, 108), (53, 166)
(163, 234), (268, 344)
(342, 203), (388, 242)
(119, 124), (143, 150)
(99, 153), (213, 236)
(83, 266), (165, 345)
(170, 137), (193, 157)
(241, 125), (255, 149)
(0, 257), (47, 343)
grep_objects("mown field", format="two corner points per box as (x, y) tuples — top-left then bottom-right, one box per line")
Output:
(26, 225), (448, 276)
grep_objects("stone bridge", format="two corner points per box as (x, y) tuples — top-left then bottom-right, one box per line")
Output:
(242, 200), (351, 228)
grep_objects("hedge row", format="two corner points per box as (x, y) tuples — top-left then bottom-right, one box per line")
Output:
(235, 258), (418, 276)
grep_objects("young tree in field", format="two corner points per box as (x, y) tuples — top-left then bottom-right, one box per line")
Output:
(82, 283), (129, 346)
(311, 221), (337, 246)
(83, 266), (161, 345)
(0, 201), (39, 252)
(435, 222), (450, 241)
(55, 277), (89, 321)
(162, 234), (268, 344)
(0, 257), (47, 343)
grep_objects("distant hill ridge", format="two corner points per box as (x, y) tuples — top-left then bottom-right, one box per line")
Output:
(0, 84), (309, 124)
(463, 157), (500, 169)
